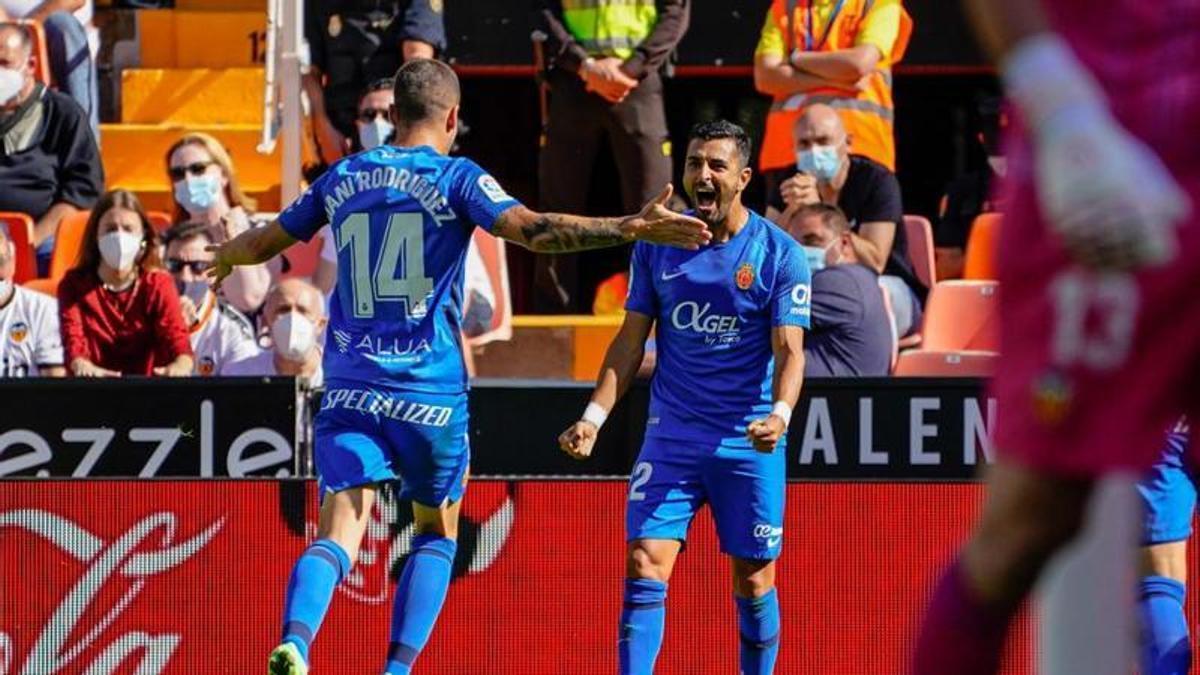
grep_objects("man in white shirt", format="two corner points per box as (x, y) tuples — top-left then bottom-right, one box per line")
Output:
(224, 278), (325, 388)
(0, 221), (62, 376)
(0, 0), (98, 136)
(162, 222), (260, 376)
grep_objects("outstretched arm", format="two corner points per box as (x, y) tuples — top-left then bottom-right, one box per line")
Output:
(207, 221), (297, 289)
(559, 311), (654, 460)
(491, 184), (711, 253)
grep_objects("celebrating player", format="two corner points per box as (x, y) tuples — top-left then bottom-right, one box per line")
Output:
(1137, 421), (1193, 675)
(557, 120), (811, 675)
(208, 59), (711, 675)
(912, 0), (1195, 672)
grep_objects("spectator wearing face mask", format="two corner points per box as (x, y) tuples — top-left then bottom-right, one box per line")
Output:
(57, 189), (193, 377)
(165, 132), (272, 317)
(0, 1), (100, 137)
(934, 96), (1007, 280)
(162, 222), (260, 376)
(0, 22), (102, 276)
(0, 221), (63, 376)
(765, 103), (923, 337)
(224, 278), (326, 387)
(313, 79), (395, 296)
(303, 0), (444, 166)
(783, 203), (891, 377)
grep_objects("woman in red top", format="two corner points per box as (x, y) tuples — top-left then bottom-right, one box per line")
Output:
(58, 190), (194, 376)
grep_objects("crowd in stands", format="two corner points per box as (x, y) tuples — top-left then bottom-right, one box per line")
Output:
(0, 0), (1003, 382)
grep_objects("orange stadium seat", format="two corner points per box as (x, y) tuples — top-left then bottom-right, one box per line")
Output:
(49, 210), (90, 278)
(878, 277), (899, 371)
(963, 212), (1001, 280)
(17, 20), (51, 86)
(0, 213), (36, 284)
(147, 210), (173, 234)
(893, 349), (999, 377)
(903, 214), (936, 290)
(921, 280), (999, 352)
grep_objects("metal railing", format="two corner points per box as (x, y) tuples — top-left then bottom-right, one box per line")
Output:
(257, 0), (303, 205)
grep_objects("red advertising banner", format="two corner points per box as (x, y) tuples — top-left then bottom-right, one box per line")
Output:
(0, 480), (1095, 673)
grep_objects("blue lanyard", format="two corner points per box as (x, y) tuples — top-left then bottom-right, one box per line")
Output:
(804, 0), (848, 52)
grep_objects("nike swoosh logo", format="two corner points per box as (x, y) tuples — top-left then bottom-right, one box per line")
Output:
(661, 270), (686, 281)
(766, 537), (781, 548)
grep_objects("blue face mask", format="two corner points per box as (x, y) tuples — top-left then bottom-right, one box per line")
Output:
(359, 118), (394, 150)
(796, 145), (842, 183)
(801, 244), (828, 272)
(174, 174), (221, 216)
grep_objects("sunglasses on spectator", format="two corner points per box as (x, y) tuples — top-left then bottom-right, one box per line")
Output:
(358, 108), (390, 123)
(165, 258), (210, 274)
(168, 161), (214, 181)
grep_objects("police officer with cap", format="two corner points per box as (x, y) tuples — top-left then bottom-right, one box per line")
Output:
(303, 0), (446, 165)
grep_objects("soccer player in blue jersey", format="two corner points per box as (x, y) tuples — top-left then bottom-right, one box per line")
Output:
(1137, 420), (1194, 675)
(208, 59), (711, 675)
(558, 120), (811, 675)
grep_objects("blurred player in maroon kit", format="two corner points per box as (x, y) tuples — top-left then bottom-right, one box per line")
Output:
(911, 0), (1196, 672)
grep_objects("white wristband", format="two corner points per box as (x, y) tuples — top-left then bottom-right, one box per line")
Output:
(581, 402), (609, 429)
(770, 401), (793, 427)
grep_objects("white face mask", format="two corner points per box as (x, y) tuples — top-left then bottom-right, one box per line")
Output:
(358, 118), (394, 150)
(0, 67), (24, 106)
(271, 311), (316, 362)
(98, 231), (143, 272)
(0, 277), (11, 301)
(987, 155), (1007, 177)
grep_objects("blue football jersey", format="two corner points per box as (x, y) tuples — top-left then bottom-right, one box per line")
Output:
(626, 211), (811, 447)
(278, 145), (520, 393)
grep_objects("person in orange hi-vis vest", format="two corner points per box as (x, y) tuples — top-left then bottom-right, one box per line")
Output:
(753, 0), (911, 201)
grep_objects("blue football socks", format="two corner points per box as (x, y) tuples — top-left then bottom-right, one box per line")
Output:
(737, 589), (781, 675)
(385, 534), (458, 674)
(619, 578), (668, 675)
(1139, 575), (1191, 675)
(280, 538), (351, 663)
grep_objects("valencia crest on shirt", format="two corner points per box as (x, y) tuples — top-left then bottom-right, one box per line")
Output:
(9, 321), (28, 343)
(735, 263), (755, 291)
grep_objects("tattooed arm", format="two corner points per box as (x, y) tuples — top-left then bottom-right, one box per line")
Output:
(491, 185), (712, 252)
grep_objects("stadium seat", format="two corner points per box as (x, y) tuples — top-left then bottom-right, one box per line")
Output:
(903, 214), (936, 290)
(48, 210), (91, 281)
(147, 210), (172, 233)
(121, 67), (263, 125)
(963, 212), (1001, 280)
(137, 10), (268, 69)
(17, 20), (51, 86)
(878, 277), (899, 371)
(921, 280), (999, 352)
(893, 349), (999, 376)
(0, 213), (36, 284)
(468, 229), (513, 345)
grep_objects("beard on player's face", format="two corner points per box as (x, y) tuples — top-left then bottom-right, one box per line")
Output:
(685, 172), (742, 227)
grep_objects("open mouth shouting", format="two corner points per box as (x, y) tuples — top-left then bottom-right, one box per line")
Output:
(693, 184), (719, 219)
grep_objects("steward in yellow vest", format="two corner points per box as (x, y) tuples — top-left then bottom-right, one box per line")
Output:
(535, 0), (689, 313)
(753, 0), (911, 176)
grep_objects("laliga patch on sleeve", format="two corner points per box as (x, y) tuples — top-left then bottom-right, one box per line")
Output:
(478, 175), (512, 203)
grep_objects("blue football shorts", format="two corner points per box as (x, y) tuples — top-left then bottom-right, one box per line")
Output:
(1137, 424), (1194, 545)
(314, 381), (469, 507)
(625, 435), (786, 561)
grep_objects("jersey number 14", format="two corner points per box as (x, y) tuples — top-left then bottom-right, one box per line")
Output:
(338, 212), (434, 320)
